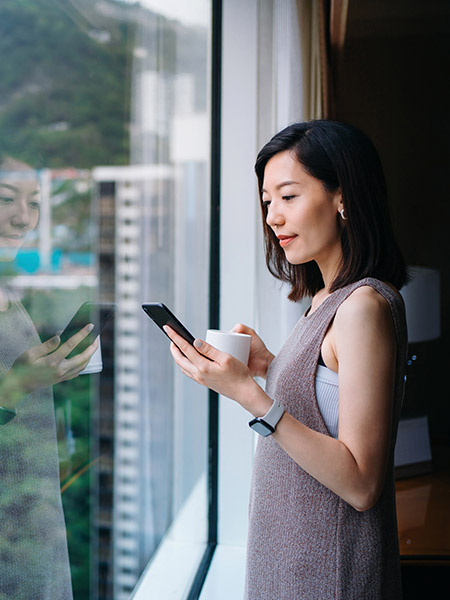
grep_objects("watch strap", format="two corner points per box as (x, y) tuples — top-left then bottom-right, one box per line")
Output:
(249, 399), (285, 436)
(261, 399), (285, 427)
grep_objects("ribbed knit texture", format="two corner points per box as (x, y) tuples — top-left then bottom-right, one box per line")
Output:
(0, 293), (73, 600)
(245, 279), (407, 600)
(315, 365), (339, 438)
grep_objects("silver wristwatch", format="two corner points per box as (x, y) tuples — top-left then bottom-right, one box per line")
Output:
(249, 399), (285, 437)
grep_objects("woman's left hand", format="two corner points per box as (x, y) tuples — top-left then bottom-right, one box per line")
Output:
(165, 326), (267, 413)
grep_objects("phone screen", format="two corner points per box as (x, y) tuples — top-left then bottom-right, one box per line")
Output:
(59, 302), (115, 358)
(141, 303), (195, 346)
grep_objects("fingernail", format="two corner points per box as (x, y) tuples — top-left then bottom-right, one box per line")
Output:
(194, 339), (203, 349)
(87, 323), (94, 332)
(51, 335), (60, 345)
(163, 325), (169, 334)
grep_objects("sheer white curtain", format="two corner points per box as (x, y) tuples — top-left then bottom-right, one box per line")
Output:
(254, 0), (327, 355)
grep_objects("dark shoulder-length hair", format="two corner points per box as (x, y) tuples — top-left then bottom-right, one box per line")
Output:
(255, 120), (408, 301)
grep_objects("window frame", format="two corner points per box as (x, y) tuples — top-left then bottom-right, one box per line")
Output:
(185, 0), (223, 594)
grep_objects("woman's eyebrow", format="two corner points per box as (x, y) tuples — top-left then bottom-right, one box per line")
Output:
(0, 183), (19, 193)
(262, 180), (300, 193)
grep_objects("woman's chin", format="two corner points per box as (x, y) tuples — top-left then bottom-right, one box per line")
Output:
(0, 248), (19, 262)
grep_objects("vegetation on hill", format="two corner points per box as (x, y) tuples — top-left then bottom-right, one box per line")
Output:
(0, 0), (135, 169)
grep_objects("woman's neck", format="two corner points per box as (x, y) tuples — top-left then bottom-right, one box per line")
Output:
(317, 256), (342, 293)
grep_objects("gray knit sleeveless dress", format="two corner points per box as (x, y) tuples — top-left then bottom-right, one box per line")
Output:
(245, 279), (407, 600)
(0, 293), (73, 599)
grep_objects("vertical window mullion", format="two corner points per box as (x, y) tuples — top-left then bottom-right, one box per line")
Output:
(186, 0), (222, 598)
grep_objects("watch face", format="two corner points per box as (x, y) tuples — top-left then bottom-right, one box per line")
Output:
(249, 419), (274, 437)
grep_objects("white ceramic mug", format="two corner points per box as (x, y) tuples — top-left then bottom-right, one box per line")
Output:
(205, 329), (251, 365)
(79, 336), (103, 374)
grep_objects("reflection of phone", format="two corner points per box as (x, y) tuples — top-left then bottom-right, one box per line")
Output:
(59, 302), (115, 358)
(142, 303), (195, 346)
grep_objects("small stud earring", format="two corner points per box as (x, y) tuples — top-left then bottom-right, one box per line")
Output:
(339, 208), (347, 221)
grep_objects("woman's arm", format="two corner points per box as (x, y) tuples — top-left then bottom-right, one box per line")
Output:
(165, 287), (397, 512)
(272, 287), (396, 511)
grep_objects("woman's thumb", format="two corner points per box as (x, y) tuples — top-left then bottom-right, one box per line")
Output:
(48, 335), (60, 348)
(193, 339), (216, 361)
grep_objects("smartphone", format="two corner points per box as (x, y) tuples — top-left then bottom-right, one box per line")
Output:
(59, 302), (115, 358)
(141, 302), (196, 346)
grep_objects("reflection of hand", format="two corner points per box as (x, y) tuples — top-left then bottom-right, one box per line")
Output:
(230, 323), (274, 379)
(165, 326), (271, 416)
(1, 324), (99, 409)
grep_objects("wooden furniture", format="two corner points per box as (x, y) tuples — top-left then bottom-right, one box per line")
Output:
(395, 436), (450, 571)
(396, 450), (450, 599)
(396, 467), (450, 564)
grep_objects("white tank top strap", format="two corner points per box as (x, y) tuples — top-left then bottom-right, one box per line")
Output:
(315, 365), (339, 439)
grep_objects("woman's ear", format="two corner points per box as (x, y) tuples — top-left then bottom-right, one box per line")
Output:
(333, 189), (344, 211)
(334, 190), (347, 221)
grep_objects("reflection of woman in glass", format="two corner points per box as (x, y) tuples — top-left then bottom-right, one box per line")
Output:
(0, 159), (97, 599)
(166, 121), (408, 599)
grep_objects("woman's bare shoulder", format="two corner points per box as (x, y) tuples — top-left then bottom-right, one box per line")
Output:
(335, 285), (394, 333)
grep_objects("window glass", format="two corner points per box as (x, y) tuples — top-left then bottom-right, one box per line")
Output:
(0, 1), (211, 598)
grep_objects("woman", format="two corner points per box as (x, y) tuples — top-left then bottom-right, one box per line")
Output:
(165, 121), (408, 599)
(0, 159), (98, 600)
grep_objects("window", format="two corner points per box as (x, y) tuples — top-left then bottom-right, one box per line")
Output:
(0, 1), (213, 599)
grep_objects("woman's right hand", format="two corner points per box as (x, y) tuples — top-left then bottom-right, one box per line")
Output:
(2, 324), (98, 407)
(231, 323), (274, 379)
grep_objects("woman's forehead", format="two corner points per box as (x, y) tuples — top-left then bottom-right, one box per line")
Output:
(262, 152), (310, 190)
(0, 176), (40, 194)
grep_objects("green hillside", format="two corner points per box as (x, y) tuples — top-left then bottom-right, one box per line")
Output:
(0, 0), (135, 168)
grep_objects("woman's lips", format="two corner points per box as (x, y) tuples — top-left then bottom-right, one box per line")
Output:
(0, 234), (26, 244)
(277, 235), (297, 247)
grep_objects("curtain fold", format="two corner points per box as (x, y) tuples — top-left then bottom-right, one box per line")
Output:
(294, 0), (322, 121)
(329, 0), (349, 54)
(328, 0), (349, 117)
(318, 0), (331, 118)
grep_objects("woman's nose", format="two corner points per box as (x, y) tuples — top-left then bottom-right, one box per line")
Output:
(10, 199), (32, 228)
(265, 200), (284, 228)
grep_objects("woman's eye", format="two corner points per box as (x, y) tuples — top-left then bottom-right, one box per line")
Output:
(0, 196), (14, 203)
(282, 195), (295, 201)
(262, 200), (271, 208)
(28, 201), (41, 210)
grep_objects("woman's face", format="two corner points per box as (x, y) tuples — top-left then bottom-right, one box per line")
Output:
(0, 175), (40, 260)
(262, 150), (343, 269)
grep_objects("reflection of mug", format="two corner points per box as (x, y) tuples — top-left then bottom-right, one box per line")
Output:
(205, 330), (251, 365)
(79, 337), (103, 375)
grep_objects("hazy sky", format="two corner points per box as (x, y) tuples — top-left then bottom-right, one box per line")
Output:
(121, 0), (209, 26)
